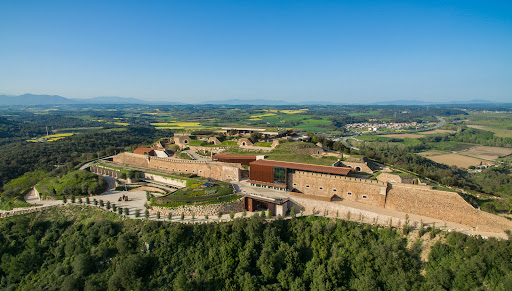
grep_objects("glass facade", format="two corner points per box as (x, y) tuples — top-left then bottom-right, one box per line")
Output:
(273, 167), (286, 185)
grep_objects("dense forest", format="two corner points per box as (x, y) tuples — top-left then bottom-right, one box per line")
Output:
(0, 206), (511, 290)
(0, 113), (172, 209)
(423, 127), (512, 148)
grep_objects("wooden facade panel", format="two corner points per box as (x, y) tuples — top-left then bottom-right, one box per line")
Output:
(249, 164), (274, 184)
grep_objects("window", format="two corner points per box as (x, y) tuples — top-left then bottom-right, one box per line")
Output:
(293, 183), (297, 187)
(362, 195), (368, 199)
(332, 189), (337, 192)
(347, 192), (352, 196)
(273, 167), (286, 184)
(319, 186), (324, 190)
(306, 185), (310, 188)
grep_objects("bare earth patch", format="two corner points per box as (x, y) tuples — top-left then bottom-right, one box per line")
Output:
(418, 150), (448, 157)
(420, 129), (457, 135)
(460, 146), (512, 161)
(424, 153), (492, 168)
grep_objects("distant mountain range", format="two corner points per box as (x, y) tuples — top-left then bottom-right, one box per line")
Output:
(370, 99), (498, 105)
(0, 94), (184, 105)
(0, 93), (505, 106)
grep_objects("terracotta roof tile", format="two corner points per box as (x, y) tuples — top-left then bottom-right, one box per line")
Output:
(213, 153), (257, 160)
(134, 146), (155, 155)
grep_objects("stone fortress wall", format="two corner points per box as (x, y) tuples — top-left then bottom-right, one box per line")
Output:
(113, 152), (242, 182)
(289, 171), (387, 207)
(288, 170), (512, 232)
(385, 184), (478, 226)
(110, 153), (512, 233)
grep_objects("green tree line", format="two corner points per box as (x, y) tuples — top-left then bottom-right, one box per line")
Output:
(1, 207), (511, 290)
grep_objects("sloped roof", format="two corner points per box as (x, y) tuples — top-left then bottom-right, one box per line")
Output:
(134, 146), (155, 155)
(213, 153), (257, 160)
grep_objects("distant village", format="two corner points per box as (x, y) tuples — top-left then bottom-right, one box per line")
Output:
(344, 121), (430, 133)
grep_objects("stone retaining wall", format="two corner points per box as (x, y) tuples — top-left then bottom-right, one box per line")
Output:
(142, 173), (187, 188)
(149, 199), (244, 217)
(385, 184), (478, 227)
(289, 196), (400, 226)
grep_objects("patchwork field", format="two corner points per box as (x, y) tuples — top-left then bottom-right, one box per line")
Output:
(464, 113), (512, 138)
(419, 151), (492, 168)
(459, 146), (512, 161)
(150, 122), (212, 130)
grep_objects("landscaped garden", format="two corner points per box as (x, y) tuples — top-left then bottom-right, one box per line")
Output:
(151, 183), (241, 208)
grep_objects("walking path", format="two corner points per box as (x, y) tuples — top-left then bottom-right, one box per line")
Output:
(184, 150), (211, 161)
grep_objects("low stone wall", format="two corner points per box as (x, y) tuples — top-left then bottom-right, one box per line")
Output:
(187, 145), (227, 153)
(0, 204), (64, 218)
(90, 165), (122, 179)
(34, 187), (42, 200)
(149, 199), (244, 217)
(142, 173), (187, 188)
(377, 173), (417, 184)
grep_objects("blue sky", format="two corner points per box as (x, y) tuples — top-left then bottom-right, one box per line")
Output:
(0, 0), (511, 103)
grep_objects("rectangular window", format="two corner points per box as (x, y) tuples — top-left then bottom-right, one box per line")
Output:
(306, 185), (310, 188)
(362, 195), (368, 199)
(332, 189), (337, 192)
(319, 187), (323, 190)
(273, 167), (286, 185)
(347, 192), (352, 196)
